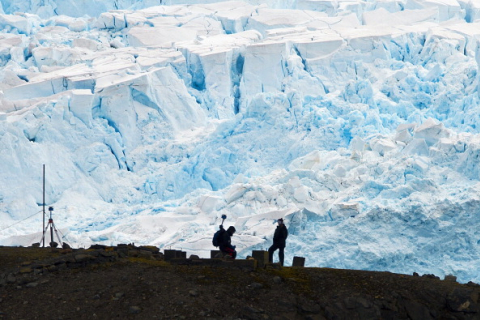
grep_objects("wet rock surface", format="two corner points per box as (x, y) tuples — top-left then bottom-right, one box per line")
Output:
(1, 246), (480, 319)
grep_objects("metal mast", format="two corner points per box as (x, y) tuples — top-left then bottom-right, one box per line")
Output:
(43, 164), (46, 247)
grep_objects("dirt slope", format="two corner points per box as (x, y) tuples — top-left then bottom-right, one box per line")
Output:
(1, 246), (480, 320)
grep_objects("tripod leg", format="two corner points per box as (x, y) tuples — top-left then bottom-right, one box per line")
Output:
(52, 222), (64, 246)
(50, 224), (54, 247)
(39, 224), (50, 245)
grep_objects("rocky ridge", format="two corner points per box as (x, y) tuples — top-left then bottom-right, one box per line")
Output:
(1, 245), (480, 320)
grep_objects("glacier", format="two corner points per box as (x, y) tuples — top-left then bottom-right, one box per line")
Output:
(2, 0), (480, 283)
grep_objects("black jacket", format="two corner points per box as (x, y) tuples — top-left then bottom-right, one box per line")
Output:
(273, 224), (288, 248)
(220, 229), (235, 251)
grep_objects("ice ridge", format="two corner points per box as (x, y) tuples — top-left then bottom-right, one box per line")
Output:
(1, 0), (480, 284)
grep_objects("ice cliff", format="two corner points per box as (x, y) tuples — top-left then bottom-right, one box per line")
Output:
(2, 0), (480, 283)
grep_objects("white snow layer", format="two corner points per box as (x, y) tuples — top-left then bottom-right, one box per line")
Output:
(2, 0), (480, 283)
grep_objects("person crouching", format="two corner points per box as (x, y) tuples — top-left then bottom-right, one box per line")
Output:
(219, 226), (237, 259)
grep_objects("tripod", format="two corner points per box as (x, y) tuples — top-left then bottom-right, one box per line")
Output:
(39, 207), (63, 248)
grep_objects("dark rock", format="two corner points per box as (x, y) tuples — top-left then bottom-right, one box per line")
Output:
(444, 274), (457, 282)
(298, 296), (322, 314)
(189, 290), (198, 297)
(53, 258), (67, 265)
(292, 256), (305, 267)
(7, 274), (16, 283)
(404, 300), (434, 320)
(19, 267), (32, 274)
(305, 316), (327, 320)
(25, 282), (38, 288)
(31, 263), (47, 270)
(467, 281), (480, 287)
(378, 298), (398, 312)
(138, 250), (153, 259)
(138, 246), (159, 253)
(74, 254), (95, 262)
(127, 250), (139, 257)
(99, 251), (117, 258)
(57, 263), (67, 270)
(153, 252), (164, 260)
(129, 306), (141, 314)
(248, 282), (263, 289)
(47, 265), (57, 272)
(344, 296), (372, 309)
(324, 306), (341, 320)
(88, 250), (101, 257)
(244, 306), (264, 313)
(89, 244), (107, 250)
(446, 288), (480, 313)
(421, 274), (440, 280)
(114, 292), (125, 300)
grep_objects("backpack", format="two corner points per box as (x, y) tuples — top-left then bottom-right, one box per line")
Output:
(212, 226), (225, 247)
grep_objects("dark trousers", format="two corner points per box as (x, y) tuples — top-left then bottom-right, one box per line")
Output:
(268, 243), (285, 266)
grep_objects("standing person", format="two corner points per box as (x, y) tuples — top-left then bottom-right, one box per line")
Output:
(219, 226), (237, 259)
(268, 218), (288, 266)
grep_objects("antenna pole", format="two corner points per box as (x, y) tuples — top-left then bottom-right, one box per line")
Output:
(42, 164), (46, 248)
(49, 209), (53, 246)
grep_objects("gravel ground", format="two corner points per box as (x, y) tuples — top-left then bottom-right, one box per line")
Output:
(1, 246), (480, 320)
